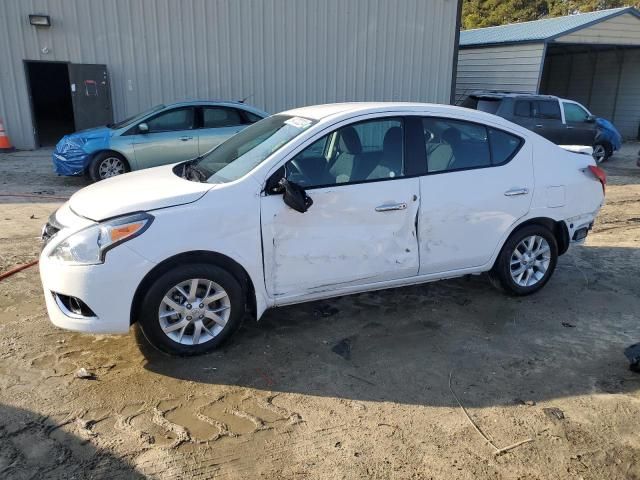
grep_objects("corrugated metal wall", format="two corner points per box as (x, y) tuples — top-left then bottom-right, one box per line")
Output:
(454, 43), (546, 103)
(0, 0), (459, 150)
(541, 48), (640, 138)
(555, 12), (640, 45)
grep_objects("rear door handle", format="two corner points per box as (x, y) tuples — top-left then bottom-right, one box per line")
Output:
(504, 188), (529, 196)
(535, 124), (543, 128)
(179, 136), (193, 141)
(375, 202), (407, 212)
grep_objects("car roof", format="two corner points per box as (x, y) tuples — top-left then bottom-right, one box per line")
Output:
(161, 100), (268, 115)
(279, 102), (532, 134)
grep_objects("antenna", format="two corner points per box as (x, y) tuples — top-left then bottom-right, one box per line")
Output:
(238, 94), (254, 104)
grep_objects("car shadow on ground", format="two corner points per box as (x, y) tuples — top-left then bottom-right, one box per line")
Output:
(139, 245), (640, 409)
(0, 403), (144, 479)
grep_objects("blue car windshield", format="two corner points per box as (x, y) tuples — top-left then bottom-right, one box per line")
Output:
(194, 114), (316, 183)
(109, 104), (165, 129)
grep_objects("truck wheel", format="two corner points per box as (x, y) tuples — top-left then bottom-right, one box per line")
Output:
(88, 151), (129, 182)
(489, 225), (558, 296)
(592, 142), (612, 164)
(136, 263), (245, 356)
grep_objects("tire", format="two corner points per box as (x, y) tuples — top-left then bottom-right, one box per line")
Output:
(592, 142), (612, 164)
(88, 151), (129, 182)
(137, 263), (245, 356)
(489, 225), (558, 296)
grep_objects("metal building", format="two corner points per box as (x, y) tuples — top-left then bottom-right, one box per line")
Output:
(0, 0), (462, 150)
(455, 7), (640, 138)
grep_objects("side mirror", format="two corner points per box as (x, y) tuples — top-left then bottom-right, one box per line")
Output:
(138, 122), (149, 133)
(279, 178), (313, 213)
(586, 115), (596, 123)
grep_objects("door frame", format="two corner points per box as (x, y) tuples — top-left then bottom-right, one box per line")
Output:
(23, 59), (71, 148)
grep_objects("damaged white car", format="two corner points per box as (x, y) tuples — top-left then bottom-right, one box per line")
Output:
(40, 103), (606, 355)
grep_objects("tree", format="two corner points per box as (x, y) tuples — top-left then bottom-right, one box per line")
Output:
(462, 0), (639, 29)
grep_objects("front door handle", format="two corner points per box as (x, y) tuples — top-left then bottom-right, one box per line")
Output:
(535, 124), (543, 128)
(504, 188), (529, 197)
(179, 136), (193, 141)
(375, 202), (407, 212)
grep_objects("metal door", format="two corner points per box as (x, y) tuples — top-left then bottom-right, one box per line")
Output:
(67, 64), (113, 131)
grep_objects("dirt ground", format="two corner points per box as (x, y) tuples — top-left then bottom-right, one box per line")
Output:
(1, 145), (639, 480)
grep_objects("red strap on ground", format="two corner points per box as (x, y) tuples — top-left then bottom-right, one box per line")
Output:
(0, 259), (39, 281)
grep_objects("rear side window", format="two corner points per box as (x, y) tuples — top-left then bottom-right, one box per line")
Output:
(423, 117), (523, 173)
(476, 99), (501, 114)
(535, 100), (561, 120)
(514, 101), (532, 117)
(244, 111), (264, 123)
(202, 107), (244, 128)
(488, 128), (523, 165)
(423, 118), (491, 172)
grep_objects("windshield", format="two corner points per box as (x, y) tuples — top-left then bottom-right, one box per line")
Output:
(193, 114), (316, 183)
(109, 104), (165, 129)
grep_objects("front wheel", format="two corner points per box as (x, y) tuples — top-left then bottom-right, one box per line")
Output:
(88, 151), (130, 182)
(592, 142), (612, 164)
(137, 263), (245, 356)
(489, 225), (558, 296)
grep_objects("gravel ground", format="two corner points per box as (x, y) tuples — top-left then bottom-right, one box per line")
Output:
(0, 145), (639, 479)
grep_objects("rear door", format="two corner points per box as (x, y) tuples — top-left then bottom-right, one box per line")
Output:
(197, 106), (250, 155)
(533, 100), (565, 144)
(67, 63), (113, 130)
(131, 106), (198, 169)
(562, 102), (597, 146)
(418, 117), (532, 274)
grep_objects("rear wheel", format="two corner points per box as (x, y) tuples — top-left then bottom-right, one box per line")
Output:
(88, 151), (129, 182)
(489, 225), (558, 296)
(137, 263), (245, 356)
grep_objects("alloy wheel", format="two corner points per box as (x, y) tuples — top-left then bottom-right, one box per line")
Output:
(158, 278), (231, 345)
(592, 144), (606, 164)
(510, 235), (551, 287)
(98, 157), (126, 178)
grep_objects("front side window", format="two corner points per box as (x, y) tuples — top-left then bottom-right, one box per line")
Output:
(563, 103), (590, 122)
(145, 108), (194, 132)
(193, 114), (316, 183)
(535, 100), (561, 120)
(284, 118), (404, 188)
(202, 107), (244, 128)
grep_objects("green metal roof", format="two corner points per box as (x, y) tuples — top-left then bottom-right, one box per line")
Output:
(460, 7), (640, 47)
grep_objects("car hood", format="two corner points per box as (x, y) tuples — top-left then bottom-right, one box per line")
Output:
(69, 164), (215, 221)
(68, 125), (113, 140)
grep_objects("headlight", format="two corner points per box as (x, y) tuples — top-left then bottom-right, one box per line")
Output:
(49, 213), (153, 265)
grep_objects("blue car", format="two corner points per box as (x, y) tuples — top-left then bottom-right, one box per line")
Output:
(52, 101), (268, 182)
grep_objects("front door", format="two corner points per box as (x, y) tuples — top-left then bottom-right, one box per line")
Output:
(131, 106), (199, 169)
(67, 63), (113, 131)
(418, 117), (533, 274)
(261, 117), (420, 299)
(562, 102), (597, 145)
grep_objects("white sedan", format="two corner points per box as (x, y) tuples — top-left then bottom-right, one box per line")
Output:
(40, 103), (606, 355)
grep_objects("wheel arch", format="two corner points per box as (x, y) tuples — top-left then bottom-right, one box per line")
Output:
(130, 250), (257, 326)
(90, 149), (131, 168)
(505, 217), (570, 257)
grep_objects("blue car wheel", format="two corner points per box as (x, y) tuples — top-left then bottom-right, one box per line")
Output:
(88, 151), (130, 182)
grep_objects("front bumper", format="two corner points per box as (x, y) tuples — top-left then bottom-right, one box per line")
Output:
(39, 244), (155, 334)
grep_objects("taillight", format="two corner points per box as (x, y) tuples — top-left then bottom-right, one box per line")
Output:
(588, 165), (606, 194)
